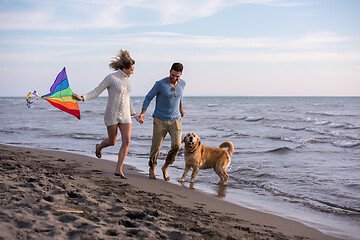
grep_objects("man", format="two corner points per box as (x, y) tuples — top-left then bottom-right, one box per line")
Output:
(26, 92), (32, 108)
(139, 63), (186, 180)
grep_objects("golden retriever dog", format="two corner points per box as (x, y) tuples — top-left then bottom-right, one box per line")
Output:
(179, 132), (234, 184)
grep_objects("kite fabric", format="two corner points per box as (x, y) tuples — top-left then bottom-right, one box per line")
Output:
(42, 67), (81, 119)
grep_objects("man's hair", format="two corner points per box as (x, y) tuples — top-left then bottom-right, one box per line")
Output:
(171, 62), (183, 72)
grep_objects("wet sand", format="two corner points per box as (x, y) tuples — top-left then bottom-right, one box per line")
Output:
(0, 144), (342, 239)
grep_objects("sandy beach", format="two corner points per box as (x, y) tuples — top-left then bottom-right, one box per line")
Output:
(0, 144), (342, 240)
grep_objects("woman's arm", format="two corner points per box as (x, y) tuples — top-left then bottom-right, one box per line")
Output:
(82, 76), (111, 101)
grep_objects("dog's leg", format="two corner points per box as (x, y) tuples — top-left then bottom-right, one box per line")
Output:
(220, 170), (229, 184)
(214, 167), (224, 183)
(179, 164), (191, 182)
(190, 167), (199, 183)
(215, 165), (227, 184)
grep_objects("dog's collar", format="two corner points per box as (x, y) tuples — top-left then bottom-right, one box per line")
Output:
(188, 144), (200, 154)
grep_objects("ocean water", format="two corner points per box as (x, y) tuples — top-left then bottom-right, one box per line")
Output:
(0, 96), (359, 239)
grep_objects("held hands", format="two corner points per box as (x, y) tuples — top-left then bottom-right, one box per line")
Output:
(138, 113), (145, 123)
(134, 115), (144, 124)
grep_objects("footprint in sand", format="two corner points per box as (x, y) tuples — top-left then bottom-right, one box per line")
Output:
(119, 219), (137, 228)
(106, 229), (119, 236)
(15, 220), (33, 229)
(58, 214), (78, 223)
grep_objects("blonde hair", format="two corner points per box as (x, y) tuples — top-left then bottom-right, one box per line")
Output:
(109, 49), (135, 71)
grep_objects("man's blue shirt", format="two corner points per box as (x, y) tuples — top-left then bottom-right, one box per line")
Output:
(142, 78), (186, 121)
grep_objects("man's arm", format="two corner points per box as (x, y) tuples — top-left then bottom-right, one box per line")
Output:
(140, 81), (160, 122)
(139, 108), (147, 121)
(180, 103), (185, 117)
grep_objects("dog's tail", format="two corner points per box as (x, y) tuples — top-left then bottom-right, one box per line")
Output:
(219, 141), (234, 156)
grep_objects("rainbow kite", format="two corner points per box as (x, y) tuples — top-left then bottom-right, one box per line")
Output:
(42, 67), (81, 119)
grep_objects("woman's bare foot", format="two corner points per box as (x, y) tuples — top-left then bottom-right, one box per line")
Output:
(149, 168), (156, 180)
(114, 172), (127, 179)
(95, 144), (102, 158)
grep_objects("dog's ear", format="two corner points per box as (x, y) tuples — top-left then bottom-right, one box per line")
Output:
(181, 136), (186, 143)
(195, 136), (201, 146)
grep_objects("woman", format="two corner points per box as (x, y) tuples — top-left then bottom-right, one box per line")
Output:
(73, 49), (143, 179)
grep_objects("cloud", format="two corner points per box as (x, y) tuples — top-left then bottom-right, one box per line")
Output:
(1, 30), (352, 51)
(134, 32), (278, 48)
(0, 11), (50, 30)
(135, 51), (360, 63)
(0, 0), (308, 30)
(1, 48), (358, 64)
(271, 32), (353, 50)
(0, 30), (357, 64)
(125, 31), (353, 50)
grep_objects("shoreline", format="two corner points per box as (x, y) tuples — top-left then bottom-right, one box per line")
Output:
(0, 144), (342, 240)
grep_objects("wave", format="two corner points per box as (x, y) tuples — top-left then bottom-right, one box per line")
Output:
(305, 128), (327, 135)
(245, 117), (263, 122)
(267, 135), (323, 145)
(344, 123), (359, 129)
(269, 119), (359, 133)
(0, 129), (16, 134)
(346, 134), (360, 140)
(229, 167), (257, 175)
(301, 118), (359, 129)
(230, 168), (278, 180)
(331, 141), (360, 148)
(222, 132), (251, 138)
(314, 120), (330, 126)
(44, 132), (105, 141)
(212, 126), (233, 132)
(269, 124), (305, 131)
(328, 122), (344, 128)
(283, 126), (305, 131)
(315, 199), (360, 215)
(303, 117), (316, 123)
(328, 131), (343, 138)
(303, 129), (360, 145)
(234, 177), (360, 216)
(131, 135), (153, 141)
(72, 133), (105, 140)
(2, 127), (48, 135)
(275, 190), (360, 216)
(345, 183), (360, 191)
(256, 173), (277, 179)
(207, 103), (218, 107)
(267, 136), (282, 141)
(81, 110), (94, 114)
(266, 146), (294, 154)
(306, 111), (357, 117)
(227, 117), (246, 121)
(281, 137), (319, 145)
(231, 174), (360, 215)
(269, 108), (295, 113)
(245, 116), (359, 134)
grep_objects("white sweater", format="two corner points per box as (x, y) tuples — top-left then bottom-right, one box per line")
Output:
(83, 70), (135, 126)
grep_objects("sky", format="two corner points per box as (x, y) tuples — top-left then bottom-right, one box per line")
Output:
(0, 0), (359, 97)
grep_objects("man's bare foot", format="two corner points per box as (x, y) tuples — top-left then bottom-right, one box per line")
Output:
(149, 168), (156, 180)
(161, 165), (170, 181)
(95, 144), (102, 158)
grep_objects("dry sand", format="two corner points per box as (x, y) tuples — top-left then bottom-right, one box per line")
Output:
(0, 144), (342, 240)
